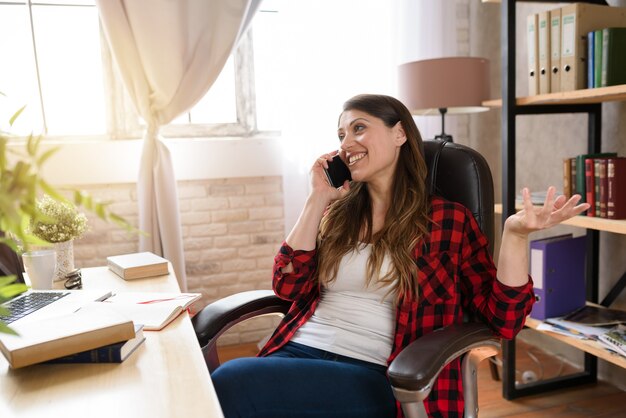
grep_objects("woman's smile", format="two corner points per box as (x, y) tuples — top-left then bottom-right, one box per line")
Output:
(348, 152), (367, 166)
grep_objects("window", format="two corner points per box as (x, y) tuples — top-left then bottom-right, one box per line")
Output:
(0, 0), (280, 139)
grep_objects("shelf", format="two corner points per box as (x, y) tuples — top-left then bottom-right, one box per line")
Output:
(494, 204), (626, 234)
(525, 317), (626, 369)
(483, 84), (626, 107)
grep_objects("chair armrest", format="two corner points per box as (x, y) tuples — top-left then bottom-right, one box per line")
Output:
(192, 290), (291, 371)
(388, 322), (499, 401)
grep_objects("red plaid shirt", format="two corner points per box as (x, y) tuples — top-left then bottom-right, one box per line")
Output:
(258, 196), (534, 417)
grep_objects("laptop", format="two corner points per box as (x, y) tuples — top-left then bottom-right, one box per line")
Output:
(1, 289), (113, 326)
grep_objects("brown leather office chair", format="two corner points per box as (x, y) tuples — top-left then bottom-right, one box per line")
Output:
(193, 140), (500, 418)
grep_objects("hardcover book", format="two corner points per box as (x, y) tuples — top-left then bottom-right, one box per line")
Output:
(607, 157), (626, 219)
(585, 158), (596, 216)
(0, 304), (135, 368)
(107, 252), (169, 280)
(598, 158), (608, 218)
(46, 324), (145, 363)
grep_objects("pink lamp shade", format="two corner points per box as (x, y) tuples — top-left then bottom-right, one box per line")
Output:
(398, 57), (491, 115)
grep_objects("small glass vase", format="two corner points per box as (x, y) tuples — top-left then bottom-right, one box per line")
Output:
(53, 239), (75, 282)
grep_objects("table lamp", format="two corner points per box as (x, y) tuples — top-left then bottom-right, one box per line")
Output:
(398, 57), (490, 142)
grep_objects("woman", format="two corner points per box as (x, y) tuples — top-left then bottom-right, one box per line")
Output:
(211, 94), (589, 418)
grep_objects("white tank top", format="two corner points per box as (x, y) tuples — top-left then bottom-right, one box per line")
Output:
(291, 244), (396, 366)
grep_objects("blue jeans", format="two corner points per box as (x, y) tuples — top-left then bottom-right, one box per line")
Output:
(211, 341), (397, 418)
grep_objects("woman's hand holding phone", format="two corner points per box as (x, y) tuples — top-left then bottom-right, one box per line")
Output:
(310, 151), (351, 204)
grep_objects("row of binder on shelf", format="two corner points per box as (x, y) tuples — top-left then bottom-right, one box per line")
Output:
(527, 2), (626, 96)
(563, 153), (626, 219)
(586, 27), (626, 89)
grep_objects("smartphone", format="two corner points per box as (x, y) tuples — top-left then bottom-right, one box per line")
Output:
(323, 155), (352, 188)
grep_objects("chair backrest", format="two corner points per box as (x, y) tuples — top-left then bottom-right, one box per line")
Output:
(422, 140), (495, 255)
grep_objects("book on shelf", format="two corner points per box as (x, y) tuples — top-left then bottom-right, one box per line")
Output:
(107, 251), (169, 280)
(607, 157), (626, 219)
(585, 157), (596, 216)
(563, 157), (572, 198)
(598, 325), (626, 357)
(597, 158), (609, 218)
(600, 27), (626, 87)
(46, 323), (145, 364)
(586, 30), (594, 89)
(570, 157), (577, 196)
(594, 29), (603, 88)
(0, 304), (135, 368)
(100, 292), (201, 331)
(564, 304), (626, 326)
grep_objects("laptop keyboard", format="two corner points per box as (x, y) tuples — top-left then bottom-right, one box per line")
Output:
(0, 292), (69, 324)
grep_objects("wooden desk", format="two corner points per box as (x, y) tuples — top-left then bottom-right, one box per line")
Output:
(0, 267), (224, 418)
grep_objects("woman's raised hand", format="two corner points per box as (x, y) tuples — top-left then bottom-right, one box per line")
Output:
(504, 186), (590, 237)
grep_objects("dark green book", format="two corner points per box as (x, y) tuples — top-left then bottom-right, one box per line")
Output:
(601, 27), (626, 87)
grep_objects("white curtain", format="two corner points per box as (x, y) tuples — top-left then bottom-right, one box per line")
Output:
(96, 0), (260, 291)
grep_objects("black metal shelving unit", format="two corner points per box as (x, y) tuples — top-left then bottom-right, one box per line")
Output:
(499, 0), (614, 400)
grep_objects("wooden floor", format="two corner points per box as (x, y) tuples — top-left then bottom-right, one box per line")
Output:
(217, 340), (626, 417)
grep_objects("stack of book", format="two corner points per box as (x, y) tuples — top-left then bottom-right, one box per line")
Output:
(0, 304), (145, 368)
(563, 153), (626, 219)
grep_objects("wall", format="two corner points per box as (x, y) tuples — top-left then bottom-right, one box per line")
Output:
(70, 176), (284, 346)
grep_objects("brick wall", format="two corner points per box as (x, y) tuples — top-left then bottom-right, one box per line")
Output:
(71, 176), (284, 347)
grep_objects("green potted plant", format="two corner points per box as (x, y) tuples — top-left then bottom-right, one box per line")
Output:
(0, 95), (135, 334)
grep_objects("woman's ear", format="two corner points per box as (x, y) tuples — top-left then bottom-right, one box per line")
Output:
(394, 122), (407, 146)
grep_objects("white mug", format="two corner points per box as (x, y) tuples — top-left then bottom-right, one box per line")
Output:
(21, 250), (57, 290)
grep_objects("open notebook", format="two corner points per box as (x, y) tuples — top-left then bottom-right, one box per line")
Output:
(96, 292), (201, 331)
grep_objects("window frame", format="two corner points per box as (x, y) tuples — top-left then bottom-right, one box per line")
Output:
(4, 0), (268, 142)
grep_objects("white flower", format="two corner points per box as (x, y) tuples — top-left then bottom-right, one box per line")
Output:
(29, 195), (88, 243)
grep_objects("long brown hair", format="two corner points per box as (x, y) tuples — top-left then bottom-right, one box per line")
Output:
(316, 94), (430, 301)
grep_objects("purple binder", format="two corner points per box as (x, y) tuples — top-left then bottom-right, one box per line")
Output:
(529, 234), (587, 320)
